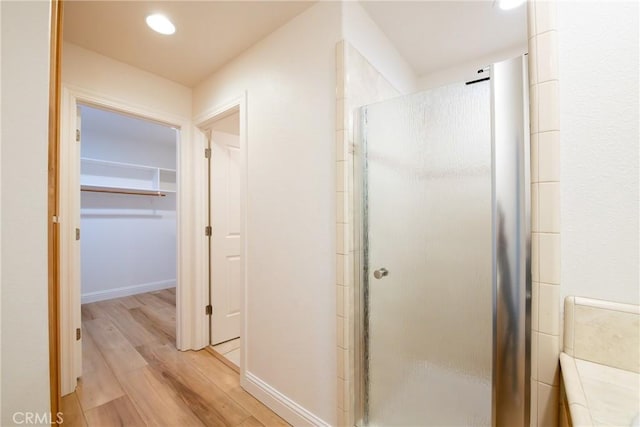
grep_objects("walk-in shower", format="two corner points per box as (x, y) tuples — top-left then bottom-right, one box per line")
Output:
(354, 56), (530, 426)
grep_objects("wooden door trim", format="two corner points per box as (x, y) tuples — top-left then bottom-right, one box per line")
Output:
(48, 0), (64, 416)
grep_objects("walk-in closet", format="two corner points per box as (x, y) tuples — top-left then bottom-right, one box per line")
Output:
(79, 104), (178, 336)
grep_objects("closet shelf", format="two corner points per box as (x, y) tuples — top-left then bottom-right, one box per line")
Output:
(81, 185), (167, 197)
(80, 157), (176, 195)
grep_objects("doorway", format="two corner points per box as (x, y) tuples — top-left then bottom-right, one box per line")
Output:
(78, 104), (178, 305)
(77, 103), (180, 395)
(58, 89), (191, 396)
(201, 106), (244, 370)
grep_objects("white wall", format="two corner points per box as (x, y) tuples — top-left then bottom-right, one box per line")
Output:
(1, 1), (52, 424)
(417, 44), (527, 91)
(80, 111), (177, 303)
(80, 125), (177, 171)
(63, 42), (191, 118)
(342, 1), (417, 94)
(81, 193), (177, 302)
(558, 1), (639, 304)
(194, 2), (423, 423)
(194, 3), (342, 424)
(1, 1), (4, 420)
(211, 112), (240, 135)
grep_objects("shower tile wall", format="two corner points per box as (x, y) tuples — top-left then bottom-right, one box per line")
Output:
(335, 40), (400, 426)
(528, 1), (562, 426)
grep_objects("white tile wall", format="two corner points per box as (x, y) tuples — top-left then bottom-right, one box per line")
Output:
(565, 297), (640, 373)
(539, 183), (560, 232)
(336, 42), (349, 425)
(536, 31), (559, 83)
(338, 347), (348, 379)
(336, 223), (346, 255)
(539, 233), (560, 285)
(531, 380), (539, 426)
(563, 297), (575, 356)
(528, 1), (562, 425)
(532, 233), (540, 283)
(538, 81), (560, 131)
(531, 133), (539, 182)
(538, 332), (561, 385)
(532, 183), (540, 232)
(539, 284), (561, 335)
(336, 162), (346, 193)
(336, 254), (345, 286)
(538, 382), (560, 426)
(532, 330), (539, 380)
(535, 1), (558, 34)
(538, 131), (560, 182)
(562, 298), (640, 426)
(337, 377), (345, 410)
(528, 36), (538, 85)
(530, 84), (540, 134)
(337, 284), (345, 317)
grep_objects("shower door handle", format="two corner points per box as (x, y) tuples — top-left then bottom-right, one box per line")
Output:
(373, 268), (388, 279)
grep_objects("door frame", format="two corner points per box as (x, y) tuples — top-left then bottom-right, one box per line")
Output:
(194, 92), (248, 381)
(48, 0), (63, 414)
(58, 84), (209, 394)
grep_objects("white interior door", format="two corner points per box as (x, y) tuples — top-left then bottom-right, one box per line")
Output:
(72, 106), (82, 381)
(210, 130), (242, 345)
(60, 102), (83, 395)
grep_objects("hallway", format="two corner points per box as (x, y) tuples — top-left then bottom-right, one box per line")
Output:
(61, 290), (288, 426)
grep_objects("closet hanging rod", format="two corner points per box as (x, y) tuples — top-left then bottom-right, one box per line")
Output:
(81, 185), (167, 197)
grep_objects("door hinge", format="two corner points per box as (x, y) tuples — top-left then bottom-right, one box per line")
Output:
(76, 129), (81, 142)
(75, 228), (80, 241)
(205, 148), (211, 159)
(76, 328), (81, 341)
(205, 225), (212, 237)
(205, 305), (213, 315)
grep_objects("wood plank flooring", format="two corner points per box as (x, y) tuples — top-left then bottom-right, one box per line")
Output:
(62, 289), (289, 427)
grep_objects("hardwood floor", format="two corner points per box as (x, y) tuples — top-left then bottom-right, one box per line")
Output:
(62, 289), (289, 427)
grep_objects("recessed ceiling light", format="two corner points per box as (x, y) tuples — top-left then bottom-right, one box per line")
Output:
(146, 14), (175, 35)
(498, 0), (525, 10)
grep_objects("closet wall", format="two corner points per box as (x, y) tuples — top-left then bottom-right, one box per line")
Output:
(80, 105), (177, 303)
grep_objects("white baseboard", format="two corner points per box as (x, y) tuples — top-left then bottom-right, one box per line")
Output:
(242, 371), (331, 427)
(81, 279), (175, 304)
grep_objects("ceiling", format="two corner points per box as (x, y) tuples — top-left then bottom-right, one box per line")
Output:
(361, 1), (526, 77)
(64, 1), (526, 88)
(64, 1), (315, 87)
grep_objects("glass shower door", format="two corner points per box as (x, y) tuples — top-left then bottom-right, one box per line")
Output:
(361, 81), (493, 426)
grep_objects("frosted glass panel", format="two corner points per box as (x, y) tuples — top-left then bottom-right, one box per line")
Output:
(363, 82), (492, 426)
